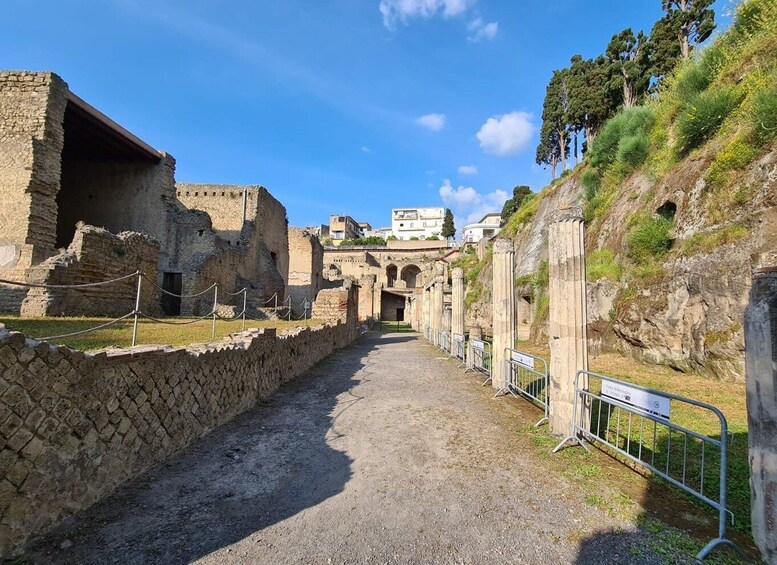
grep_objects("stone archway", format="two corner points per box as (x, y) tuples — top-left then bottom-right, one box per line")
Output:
(386, 264), (398, 287)
(400, 264), (421, 288)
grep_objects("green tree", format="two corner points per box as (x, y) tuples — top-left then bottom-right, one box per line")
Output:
(535, 120), (564, 181)
(662, 0), (716, 59)
(648, 15), (683, 87)
(568, 55), (615, 158)
(541, 68), (572, 171)
(606, 28), (651, 108)
(441, 208), (456, 239)
(500, 185), (532, 226)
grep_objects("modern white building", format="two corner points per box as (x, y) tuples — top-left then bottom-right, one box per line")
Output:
(462, 213), (501, 243)
(391, 207), (445, 240)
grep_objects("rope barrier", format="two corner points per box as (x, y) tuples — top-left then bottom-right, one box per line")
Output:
(215, 309), (247, 322)
(139, 275), (217, 298)
(0, 271), (139, 289)
(222, 288), (247, 297)
(137, 311), (215, 325)
(36, 312), (136, 341)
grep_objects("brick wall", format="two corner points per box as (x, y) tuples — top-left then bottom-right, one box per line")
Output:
(0, 285), (359, 555)
(19, 224), (160, 317)
(288, 228), (323, 316)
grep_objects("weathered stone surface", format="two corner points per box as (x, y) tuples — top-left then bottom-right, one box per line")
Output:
(0, 286), (359, 555)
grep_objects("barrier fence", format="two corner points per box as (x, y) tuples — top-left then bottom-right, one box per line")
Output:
(552, 370), (742, 562)
(0, 272), (320, 347)
(452, 333), (466, 366)
(466, 339), (491, 386)
(439, 331), (451, 354)
(504, 348), (549, 427)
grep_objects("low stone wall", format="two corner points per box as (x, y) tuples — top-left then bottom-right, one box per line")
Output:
(0, 295), (359, 554)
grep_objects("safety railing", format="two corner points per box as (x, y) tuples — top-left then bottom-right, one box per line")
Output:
(425, 326), (431, 340)
(552, 371), (743, 562)
(466, 339), (491, 386)
(452, 333), (466, 366)
(439, 331), (451, 354)
(504, 348), (549, 427)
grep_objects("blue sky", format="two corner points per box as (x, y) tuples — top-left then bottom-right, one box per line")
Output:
(2, 0), (732, 231)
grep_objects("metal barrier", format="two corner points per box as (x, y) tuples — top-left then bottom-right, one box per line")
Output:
(425, 326), (431, 340)
(504, 348), (549, 427)
(466, 339), (491, 386)
(553, 370), (743, 562)
(439, 331), (451, 354)
(452, 333), (466, 366)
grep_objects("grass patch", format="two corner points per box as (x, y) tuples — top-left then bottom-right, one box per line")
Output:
(586, 249), (623, 282)
(751, 87), (777, 145)
(626, 214), (674, 262)
(679, 223), (749, 256)
(706, 135), (762, 189)
(676, 88), (743, 155)
(0, 316), (323, 351)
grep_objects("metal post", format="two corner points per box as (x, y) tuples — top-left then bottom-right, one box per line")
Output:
(287, 295), (292, 321)
(274, 293), (278, 311)
(212, 284), (219, 341)
(241, 289), (247, 332)
(131, 272), (142, 347)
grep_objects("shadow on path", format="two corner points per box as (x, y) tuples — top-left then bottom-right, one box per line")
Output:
(24, 333), (412, 564)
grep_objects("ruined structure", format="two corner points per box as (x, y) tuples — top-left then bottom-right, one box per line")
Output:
(323, 241), (451, 322)
(287, 228), (323, 316)
(0, 71), (289, 317)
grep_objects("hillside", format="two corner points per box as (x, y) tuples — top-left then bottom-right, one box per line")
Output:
(460, 0), (777, 381)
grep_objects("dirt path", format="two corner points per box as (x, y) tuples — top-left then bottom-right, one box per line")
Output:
(24, 332), (683, 564)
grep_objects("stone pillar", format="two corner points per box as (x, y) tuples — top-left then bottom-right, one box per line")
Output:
(492, 239), (516, 392)
(432, 262), (444, 344)
(358, 275), (375, 323)
(746, 255), (777, 563)
(548, 208), (589, 436)
(452, 267), (465, 337)
(467, 326), (482, 368)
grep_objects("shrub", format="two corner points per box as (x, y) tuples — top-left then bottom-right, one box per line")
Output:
(580, 169), (599, 201)
(674, 62), (712, 101)
(676, 88), (741, 153)
(589, 107), (656, 169)
(586, 249), (623, 282)
(752, 88), (777, 145)
(626, 214), (674, 261)
(706, 135), (761, 187)
(617, 133), (650, 168)
(680, 223), (749, 255)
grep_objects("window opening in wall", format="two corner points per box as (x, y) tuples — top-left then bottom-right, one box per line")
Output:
(197, 230), (204, 236)
(186, 192), (190, 196)
(271, 251), (278, 267)
(161, 272), (182, 316)
(222, 192), (225, 196)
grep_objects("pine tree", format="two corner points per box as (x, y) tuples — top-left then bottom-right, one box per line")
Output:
(568, 55), (617, 149)
(535, 121), (563, 181)
(648, 15), (683, 86)
(606, 28), (651, 108)
(663, 0), (716, 59)
(500, 185), (532, 226)
(441, 208), (456, 239)
(541, 69), (572, 172)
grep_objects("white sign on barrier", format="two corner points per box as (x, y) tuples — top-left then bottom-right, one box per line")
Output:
(601, 380), (670, 420)
(472, 339), (485, 350)
(511, 351), (535, 369)
(455, 334), (464, 342)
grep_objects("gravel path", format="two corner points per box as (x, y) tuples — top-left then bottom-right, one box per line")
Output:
(23, 331), (678, 564)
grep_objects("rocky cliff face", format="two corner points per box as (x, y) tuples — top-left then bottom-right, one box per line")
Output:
(463, 149), (777, 381)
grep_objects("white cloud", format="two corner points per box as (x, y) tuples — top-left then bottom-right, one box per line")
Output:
(361, 146), (373, 153)
(457, 165), (477, 175)
(476, 111), (535, 156)
(380, 0), (473, 29)
(439, 179), (509, 228)
(417, 113), (446, 131)
(467, 17), (498, 42)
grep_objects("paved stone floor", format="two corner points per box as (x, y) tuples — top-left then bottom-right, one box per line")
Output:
(24, 331), (688, 564)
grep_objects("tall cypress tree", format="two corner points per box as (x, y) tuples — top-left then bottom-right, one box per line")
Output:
(541, 69), (572, 172)
(535, 120), (563, 181)
(441, 208), (456, 239)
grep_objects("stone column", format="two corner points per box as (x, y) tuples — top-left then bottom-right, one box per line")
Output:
(548, 208), (589, 437)
(452, 267), (465, 337)
(467, 326), (482, 368)
(746, 255), (777, 563)
(492, 238), (516, 392)
(432, 262), (444, 344)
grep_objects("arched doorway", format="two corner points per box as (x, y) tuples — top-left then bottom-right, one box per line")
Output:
(400, 264), (421, 288)
(386, 264), (398, 287)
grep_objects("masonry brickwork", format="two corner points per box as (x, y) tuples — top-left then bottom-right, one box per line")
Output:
(0, 284), (359, 555)
(287, 228), (323, 316)
(0, 72), (292, 318)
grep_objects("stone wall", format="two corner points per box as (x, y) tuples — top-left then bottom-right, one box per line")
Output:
(288, 228), (323, 316)
(312, 284), (359, 332)
(19, 224), (160, 317)
(0, 286), (359, 555)
(0, 71), (68, 276)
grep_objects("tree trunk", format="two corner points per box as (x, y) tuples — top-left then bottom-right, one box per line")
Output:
(585, 125), (594, 151)
(574, 132), (579, 165)
(558, 128), (567, 171)
(623, 79), (635, 108)
(551, 155), (558, 181)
